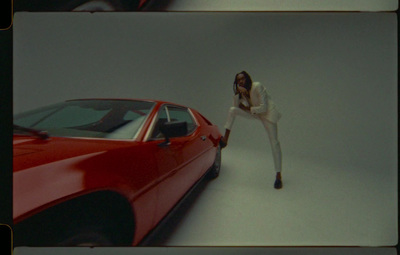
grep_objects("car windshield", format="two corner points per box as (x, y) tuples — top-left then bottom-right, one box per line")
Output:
(13, 99), (156, 139)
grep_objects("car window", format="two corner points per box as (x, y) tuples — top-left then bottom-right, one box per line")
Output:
(167, 107), (197, 133)
(149, 107), (169, 139)
(149, 105), (197, 139)
(123, 109), (151, 121)
(14, 100), (156, 139)
(32, 106), (111, 129)
(13, 107), (60, 128)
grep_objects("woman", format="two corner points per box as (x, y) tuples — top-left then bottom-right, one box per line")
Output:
(220, 71), (283, 189)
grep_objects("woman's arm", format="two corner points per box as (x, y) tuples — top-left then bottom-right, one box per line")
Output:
(232, 94), (240, 107)
(250, 84), (268, 115)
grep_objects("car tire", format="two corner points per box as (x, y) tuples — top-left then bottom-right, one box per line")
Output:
(208, 144), (221, 179)
(57, 227), (114, 246)
(13, 0), (141, 11)
(67, 0), (140, 11)
(14, 222), (117, 247)
(13, 192), (135, 247)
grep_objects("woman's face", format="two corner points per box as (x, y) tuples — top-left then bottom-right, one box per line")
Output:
(236, 73), (247, 93)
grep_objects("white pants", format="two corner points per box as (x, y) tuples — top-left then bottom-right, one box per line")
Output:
(224, 106), (282, 173)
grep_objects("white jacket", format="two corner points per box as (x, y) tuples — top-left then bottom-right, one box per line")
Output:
(233, 82), (282, 123)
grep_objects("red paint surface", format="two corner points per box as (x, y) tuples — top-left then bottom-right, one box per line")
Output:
(13, 100), (221, 245)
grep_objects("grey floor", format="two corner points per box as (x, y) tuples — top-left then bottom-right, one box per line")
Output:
(157, 147), (397, 246)
(153, 0), (397, 11)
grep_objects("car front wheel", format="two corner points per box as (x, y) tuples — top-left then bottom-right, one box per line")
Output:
(57, 227), (114, 246)
(69, 0), (140, 11)
(208, 144), (221, 179)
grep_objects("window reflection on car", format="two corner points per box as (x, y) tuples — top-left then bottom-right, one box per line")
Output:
(13, 99), (155, 140)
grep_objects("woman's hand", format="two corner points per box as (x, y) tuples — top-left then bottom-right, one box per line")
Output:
(237, 86), (247, 94)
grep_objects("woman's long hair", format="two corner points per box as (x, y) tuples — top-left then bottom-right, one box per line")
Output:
(233, 71), (253, 97)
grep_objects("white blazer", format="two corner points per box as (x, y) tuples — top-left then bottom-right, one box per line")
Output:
(233, 82), (282, 123)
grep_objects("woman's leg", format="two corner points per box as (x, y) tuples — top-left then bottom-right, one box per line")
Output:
(261, 118), (283, 189)
(221, 106), (253, 147)
(220, 129), (230, 148)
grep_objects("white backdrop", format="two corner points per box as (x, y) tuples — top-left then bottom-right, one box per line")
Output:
(13, 12), (397, 169)
(13, 12), (397, 246)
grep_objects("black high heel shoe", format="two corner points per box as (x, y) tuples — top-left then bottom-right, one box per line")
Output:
(219, 138), (227, 148)
(274, 179), (282, 189)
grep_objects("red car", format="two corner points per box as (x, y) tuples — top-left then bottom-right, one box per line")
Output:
(13, 99), (222, 246)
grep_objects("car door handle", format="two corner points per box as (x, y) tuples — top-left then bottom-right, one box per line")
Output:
(200, 135), (206, 141)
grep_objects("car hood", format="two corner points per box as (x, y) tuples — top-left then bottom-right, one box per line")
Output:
(13, 135), (137, 172)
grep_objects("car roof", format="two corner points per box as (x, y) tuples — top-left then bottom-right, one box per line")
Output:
(66, 98), (190, 109)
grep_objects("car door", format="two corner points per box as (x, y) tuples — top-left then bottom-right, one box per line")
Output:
(147, 105), (208, 223)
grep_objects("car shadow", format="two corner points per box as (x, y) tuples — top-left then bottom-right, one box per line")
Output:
(141, 0), (175, 11)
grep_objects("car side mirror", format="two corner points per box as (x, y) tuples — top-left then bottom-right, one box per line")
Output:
(159, 121), (188, 146)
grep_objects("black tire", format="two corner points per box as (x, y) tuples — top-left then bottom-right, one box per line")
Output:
(14, 192), (135, 247)
(66, 0), (140, 11)
(14, 212), (127, 247)
(208, 144), (221, 179)
(14, 0), (140, 11)
(14, 220), (115, 247)
(57, 227), (114, 246)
